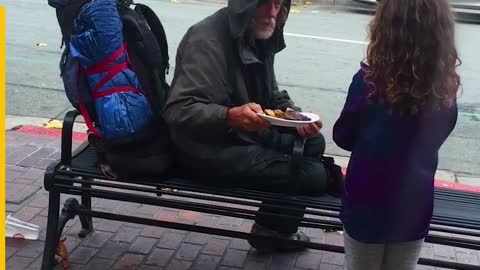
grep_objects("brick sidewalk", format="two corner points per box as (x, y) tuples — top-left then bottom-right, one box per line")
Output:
(5, 128), (480, 270)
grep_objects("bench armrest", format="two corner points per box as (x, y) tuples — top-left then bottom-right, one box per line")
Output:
(61, 110), (82, 166)
(291, 137), (306, 174)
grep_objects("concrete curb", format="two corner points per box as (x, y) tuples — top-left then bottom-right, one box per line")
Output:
(6, 115), (88, 133)
(14, 125), (88, 142)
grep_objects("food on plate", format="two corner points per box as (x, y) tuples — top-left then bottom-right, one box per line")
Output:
(264, 109), (276, 117)
(274, 109), (284, 118)
(262, 108), (311, 121)
(284, 111), (311, 121)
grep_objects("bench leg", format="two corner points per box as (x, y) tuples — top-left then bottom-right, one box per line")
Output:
(79, 177), (94, 238)
(41, 190), (61, 270)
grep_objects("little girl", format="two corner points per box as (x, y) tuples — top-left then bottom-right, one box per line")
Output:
(333, 0), (461, 269)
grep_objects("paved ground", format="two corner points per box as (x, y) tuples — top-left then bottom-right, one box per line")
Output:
(5, 127), (480, 270)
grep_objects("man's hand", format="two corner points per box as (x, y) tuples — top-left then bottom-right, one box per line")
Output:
(296, 120), (323, 138)
(227, 103), (270, 132)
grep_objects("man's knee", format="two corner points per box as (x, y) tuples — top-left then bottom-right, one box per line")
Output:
(304, 133), (326, 158)
(296, 158), (328, 196)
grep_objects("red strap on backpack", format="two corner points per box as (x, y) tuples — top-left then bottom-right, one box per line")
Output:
(76, 44), (144, 139)
(77, 62), (100, 138)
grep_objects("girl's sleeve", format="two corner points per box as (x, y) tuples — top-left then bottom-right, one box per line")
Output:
(333, 70), (367, 151)
(446, 99), (458, 136)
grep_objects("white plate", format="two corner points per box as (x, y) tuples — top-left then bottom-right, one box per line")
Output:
(257, 112), (319, 127)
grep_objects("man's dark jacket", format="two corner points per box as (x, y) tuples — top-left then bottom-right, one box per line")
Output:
(163, 0), (297, 175)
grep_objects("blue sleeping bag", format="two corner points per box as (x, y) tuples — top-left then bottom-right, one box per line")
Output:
(69, 0), (153, 144)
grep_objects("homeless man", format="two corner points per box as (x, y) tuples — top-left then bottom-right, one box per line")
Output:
(163, 0), (343, 251)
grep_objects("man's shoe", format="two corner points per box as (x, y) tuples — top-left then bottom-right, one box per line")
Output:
(323, 156), (345, 198)
(248, 223), (310, 253)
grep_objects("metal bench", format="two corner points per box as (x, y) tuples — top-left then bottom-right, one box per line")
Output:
(41, 110), (480, 270)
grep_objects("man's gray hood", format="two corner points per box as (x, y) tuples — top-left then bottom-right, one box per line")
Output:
(227, 0), (291, 52)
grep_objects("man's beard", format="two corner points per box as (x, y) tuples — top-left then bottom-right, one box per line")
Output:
(251, 18), (276, 40)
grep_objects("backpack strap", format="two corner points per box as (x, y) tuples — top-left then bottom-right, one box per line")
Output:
(80, 43), (145, 138)
(84, 44), (146, 98)
(134, 3), (170, 73)
(118, 3), (169, 118)
(76, 61), (100, 138)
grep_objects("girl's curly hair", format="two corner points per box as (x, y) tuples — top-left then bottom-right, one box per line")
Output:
(365, 0), (461, 114)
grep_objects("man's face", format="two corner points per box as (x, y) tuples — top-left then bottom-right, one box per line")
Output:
(251, 0), (282, 40)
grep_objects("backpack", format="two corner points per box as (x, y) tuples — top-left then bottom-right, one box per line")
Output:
(49, 0), (172, 178)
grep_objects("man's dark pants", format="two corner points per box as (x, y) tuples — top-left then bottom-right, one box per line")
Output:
(209, 129), (329, 234)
